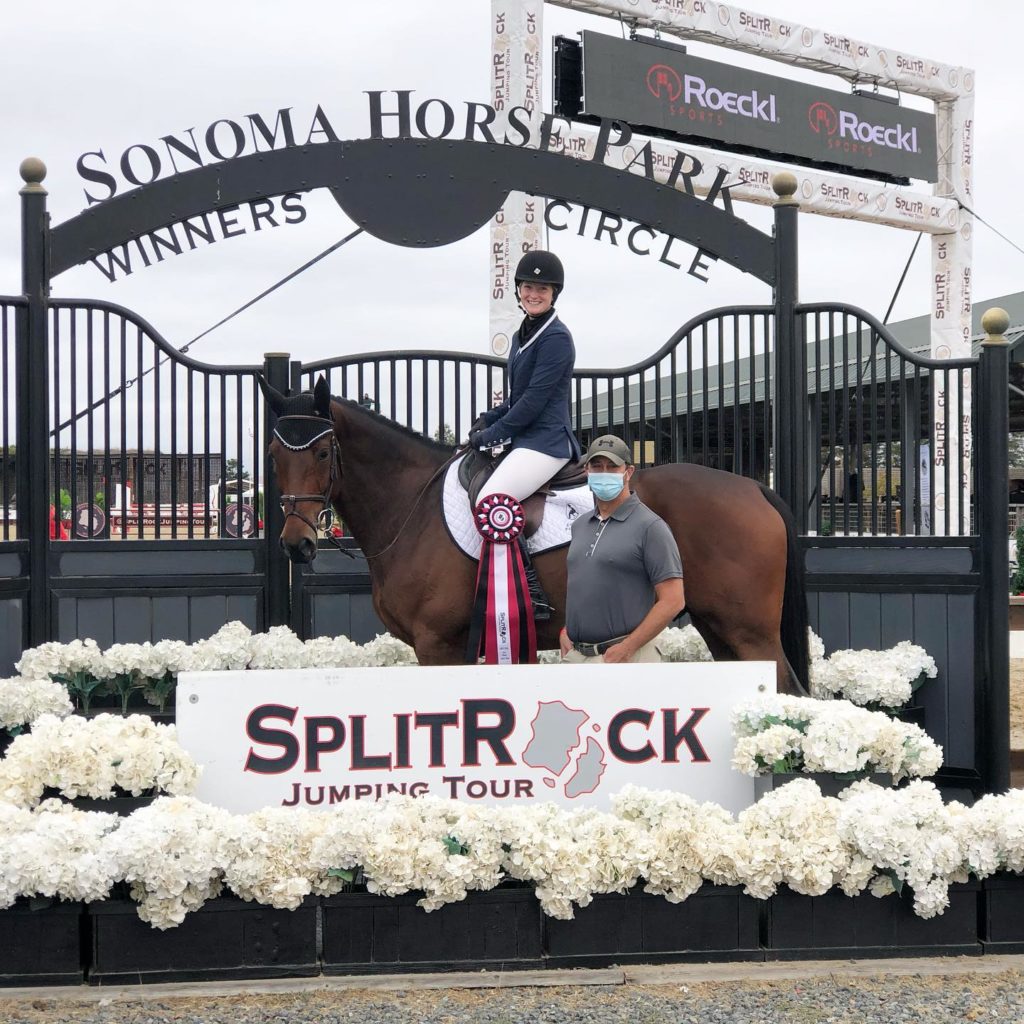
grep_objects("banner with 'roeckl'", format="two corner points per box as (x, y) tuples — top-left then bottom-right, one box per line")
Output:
(175, 663), (768, 814)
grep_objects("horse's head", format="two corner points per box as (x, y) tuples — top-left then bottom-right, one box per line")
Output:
(261, 375), (339, 564)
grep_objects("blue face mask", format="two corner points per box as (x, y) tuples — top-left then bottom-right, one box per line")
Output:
(588, 472), (626, 501)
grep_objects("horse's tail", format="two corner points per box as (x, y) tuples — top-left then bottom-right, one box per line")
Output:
(758, 483), (810, 693)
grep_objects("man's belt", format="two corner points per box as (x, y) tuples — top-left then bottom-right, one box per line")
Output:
(573, 635), (629, 658)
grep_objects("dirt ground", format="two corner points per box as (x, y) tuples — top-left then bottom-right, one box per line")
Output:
(1012, 660), (1024, 752)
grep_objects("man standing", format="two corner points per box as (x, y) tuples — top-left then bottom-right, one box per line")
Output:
(560, 435), (685, 664)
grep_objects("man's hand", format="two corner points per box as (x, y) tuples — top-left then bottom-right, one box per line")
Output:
(559, 628), (573, 657)
(602, 640), (636, 664)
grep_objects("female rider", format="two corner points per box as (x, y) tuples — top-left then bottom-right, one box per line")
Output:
(469, 250), (581, 618)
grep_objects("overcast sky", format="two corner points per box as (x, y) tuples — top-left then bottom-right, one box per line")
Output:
(0, 0), (1020, 371)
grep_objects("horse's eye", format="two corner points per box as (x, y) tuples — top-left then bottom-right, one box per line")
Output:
(317, 449), (329, 461)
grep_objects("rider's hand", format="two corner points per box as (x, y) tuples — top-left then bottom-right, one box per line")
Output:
(468, 429), (485, 449)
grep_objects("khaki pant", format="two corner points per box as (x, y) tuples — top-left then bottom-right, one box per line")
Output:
(561, 638), (664, 664)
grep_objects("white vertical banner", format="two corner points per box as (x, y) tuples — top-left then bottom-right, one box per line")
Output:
(930, 94), (974, 534)
(489, 0), (544, 357)
(918, 442), (932, 534)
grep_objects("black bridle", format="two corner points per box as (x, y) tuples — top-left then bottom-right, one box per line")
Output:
(272, 411), (465, 562)
(273, 417), (356, 558)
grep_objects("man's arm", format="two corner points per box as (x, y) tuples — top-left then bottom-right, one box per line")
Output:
(602, 578), (685, 664)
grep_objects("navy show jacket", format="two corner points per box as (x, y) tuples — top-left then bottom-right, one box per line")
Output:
(477, 313), (582, 460)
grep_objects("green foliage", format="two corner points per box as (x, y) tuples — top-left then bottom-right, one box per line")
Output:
(57, 671), (109, 713)
(433, 423), (457, 446)
(443, 835), (469, 856)
(1012, 526), (1024, 595)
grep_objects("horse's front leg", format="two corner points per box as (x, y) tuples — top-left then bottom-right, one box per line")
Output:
(414, 632), (470, 666)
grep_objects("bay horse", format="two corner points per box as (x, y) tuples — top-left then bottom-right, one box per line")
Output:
(261, 377), (809, 694)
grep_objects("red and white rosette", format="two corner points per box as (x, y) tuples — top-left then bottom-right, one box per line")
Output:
(467, 493), (536, 665)
(474, 493), (525, 542)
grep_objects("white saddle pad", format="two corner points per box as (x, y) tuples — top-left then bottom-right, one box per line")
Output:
(443, 456), (593, 560)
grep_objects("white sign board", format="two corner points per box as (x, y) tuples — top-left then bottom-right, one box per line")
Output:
(176, 662), (769, 814)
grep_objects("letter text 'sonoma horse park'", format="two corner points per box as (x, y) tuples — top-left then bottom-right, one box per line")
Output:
(0, 0), (1017, 981)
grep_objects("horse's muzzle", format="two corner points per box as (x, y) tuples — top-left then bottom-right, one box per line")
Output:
(281, 535), (317, 564)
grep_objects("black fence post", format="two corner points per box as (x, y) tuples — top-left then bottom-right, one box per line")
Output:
(18, 159), (51, 647)
(771, 172), (805, 530)
(978, 307), (1010, 794)
(262, 352), (290, 628)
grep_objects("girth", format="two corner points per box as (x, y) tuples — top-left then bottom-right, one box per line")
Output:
(457, 448), (588, 538)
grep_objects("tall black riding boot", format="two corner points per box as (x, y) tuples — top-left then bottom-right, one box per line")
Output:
(517, 536), (553, 621)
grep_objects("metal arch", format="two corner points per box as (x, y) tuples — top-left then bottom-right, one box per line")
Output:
(50, 137), (776, 285)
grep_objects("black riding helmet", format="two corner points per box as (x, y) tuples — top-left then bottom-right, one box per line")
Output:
(514, 250), (564, 304)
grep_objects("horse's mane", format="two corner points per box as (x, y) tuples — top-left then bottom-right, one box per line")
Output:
(338, 397), (454, 455)
(274, 389), (454, 456)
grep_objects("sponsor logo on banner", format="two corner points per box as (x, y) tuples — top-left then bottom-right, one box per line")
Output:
(581, 31), (937, 182)
(737, 12), (792, 40)
(646, 65), (683, 102)
(648, 66), (779, 123)
(176, 664), (767, 813)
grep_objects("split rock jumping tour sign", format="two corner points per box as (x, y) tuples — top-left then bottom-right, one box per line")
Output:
(175, 663), (767, 814)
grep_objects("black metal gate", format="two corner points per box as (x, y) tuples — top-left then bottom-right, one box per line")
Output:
(0, 161), (1011, 795)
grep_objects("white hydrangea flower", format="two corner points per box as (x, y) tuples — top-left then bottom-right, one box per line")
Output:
(245, 626), (308, 671)
(653, 625), (713, 663)
(0, 677), (74, 730)
(104, 796), (232, 928)
(809, 640), (937, 708)
(731, 696), (943, 780)
(961, 789), (1024, 877)
(0, 714), (200, 807)
(836, 780), (968, 918)
(0, 799), (119, 908)
(807, 629), (826, 666)
(737, 779), (856, 899)
(16, 638), (110, 682)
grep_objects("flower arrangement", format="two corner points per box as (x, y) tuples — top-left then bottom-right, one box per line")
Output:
(0, 780), (1012, 929)
(0, 676), (74, 731)
(731, 695), (943, 781)
(809, 640), (938, 710)
(0, 799), (120, 909)
(15, 622), (420, 712)
(0, 626), (967, 932)
(12, 623), (936, 717)
(835, 779), (969, 918)
(0, 713), (200, 808)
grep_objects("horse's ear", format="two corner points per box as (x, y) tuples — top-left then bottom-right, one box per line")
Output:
(314, 376), (333, 419)
(257, 375), (287, 416)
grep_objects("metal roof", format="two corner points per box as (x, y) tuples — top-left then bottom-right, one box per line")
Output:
(573, 293), (1024, 422)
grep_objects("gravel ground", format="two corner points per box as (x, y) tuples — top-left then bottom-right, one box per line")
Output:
(4, 971), (1024, 1024)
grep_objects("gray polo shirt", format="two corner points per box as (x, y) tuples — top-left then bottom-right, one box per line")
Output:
(565, 492), (683, 645)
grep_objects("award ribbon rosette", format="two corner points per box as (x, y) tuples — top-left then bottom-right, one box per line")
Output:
(466, 493), (537, 664)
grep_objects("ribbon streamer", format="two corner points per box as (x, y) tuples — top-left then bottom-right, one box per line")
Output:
(466, 494), (537, 664)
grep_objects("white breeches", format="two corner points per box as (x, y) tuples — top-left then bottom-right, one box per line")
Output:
(477, 448), (571, 504)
